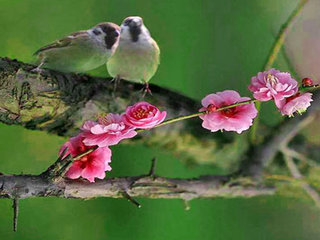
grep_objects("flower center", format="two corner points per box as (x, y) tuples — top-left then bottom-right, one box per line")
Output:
(207, 104), (217, 113)
(98, 114), (111, 125)
(77, 145), (87, 153)
(222, 107), (237, 117)
(132, 107), (152, 119)
(266, 74), (279, 87)
(78, 155), (94, 169)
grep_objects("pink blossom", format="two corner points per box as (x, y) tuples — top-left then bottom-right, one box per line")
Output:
(59, 134), (112, 182)
(123, 101), (167, 129)
(278, 92), (313, 117)
(248, 69), (298, 106)
(81, 113), (137, 147)
(199, 90), (258, 134)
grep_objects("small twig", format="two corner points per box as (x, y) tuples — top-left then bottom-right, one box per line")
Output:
(282, 148), (320, 209)
(263, 0), (308, 70)
(282, 147), (318, 167)
(183, 200), (191, 211)
(148, 158), (157, 177)
(250, 0), (309, 144)
(301, 85), (320, 92)
(279, 114), (316, 148)
(12, 198), (19, 232)
(40, 147), (69, 178)
(243, 109), (317, 178)
(281, 47), (300, 80)
(53, 154), (73, 182)
(142, 99), (257, 131)
(283, 151), (301, 178)
(122, 191), (141, 208)
(41, 147), (98, 182)
(73, 147), (97, 161)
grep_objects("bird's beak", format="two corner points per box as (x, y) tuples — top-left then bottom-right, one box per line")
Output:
(128, 19), (142, 28)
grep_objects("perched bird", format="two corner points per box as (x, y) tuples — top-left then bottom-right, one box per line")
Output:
(33, 22), (120, 73)
(107, 16), (160, 93)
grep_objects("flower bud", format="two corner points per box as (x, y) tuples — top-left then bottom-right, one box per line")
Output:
(302, 77), (313, 87)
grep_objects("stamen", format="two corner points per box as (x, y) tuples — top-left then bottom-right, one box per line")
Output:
(133, 107), (152, 119)
(266, 74), (279, 87)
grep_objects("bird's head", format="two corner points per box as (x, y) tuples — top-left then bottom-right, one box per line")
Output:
(120, 16), (150, 42)
(91, 22), (120, 49)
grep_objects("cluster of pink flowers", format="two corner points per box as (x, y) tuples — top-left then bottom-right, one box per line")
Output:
(58, 68), (315, 182)
(59, 102), (166, 182)
(198, 69), (313, 133)
(248, 69), (313, 116)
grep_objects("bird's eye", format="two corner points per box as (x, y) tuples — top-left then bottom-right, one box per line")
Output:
(111, 29), (119, 37)
(124, 19), (132, 26)
(93, 29), (101, 35)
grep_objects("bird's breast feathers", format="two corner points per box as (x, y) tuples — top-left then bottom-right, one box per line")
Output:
(107, 38), (159, 82)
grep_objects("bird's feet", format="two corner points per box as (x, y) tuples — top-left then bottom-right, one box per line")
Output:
(31, 60), (46, 74)
(31, 66), (45, 74)
(141, 82), (152, 98)
(111, 75), (121, 93)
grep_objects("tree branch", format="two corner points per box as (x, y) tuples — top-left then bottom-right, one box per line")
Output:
(0, 57), (245, 168)
(241, 90), (320, 178)
(263, 0), (308, 70)
(0, 174), (274, 201)
(281, 148), (320, 209)
(250, 0), (309, 143)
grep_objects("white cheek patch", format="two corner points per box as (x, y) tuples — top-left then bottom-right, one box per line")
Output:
(120, 26), (132, 40)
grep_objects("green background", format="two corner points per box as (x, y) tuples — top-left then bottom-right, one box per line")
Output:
(1, 0), (319, 239)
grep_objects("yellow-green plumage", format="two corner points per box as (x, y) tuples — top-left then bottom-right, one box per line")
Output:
(107, 39), (159, 83)
(35, 32), (109, 73)
(33, 22), (120, 73)
(107, 16), (160, 84)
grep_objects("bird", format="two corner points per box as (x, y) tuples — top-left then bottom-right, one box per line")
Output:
(33, 22), (120, 73)
(107, 16), (160, 93)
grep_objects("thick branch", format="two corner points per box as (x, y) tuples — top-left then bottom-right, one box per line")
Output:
(0, 57), (248, 168)
(0, 57), (198, 133)
(0, 174), (274, 200)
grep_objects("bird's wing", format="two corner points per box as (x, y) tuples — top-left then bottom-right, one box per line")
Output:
(152, 39), (160, 65)
(33, 31), (89, 56)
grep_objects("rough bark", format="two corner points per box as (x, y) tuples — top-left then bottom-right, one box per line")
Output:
(0, 57), (319, 204)
(0, 174), (274, 200)
(0, 57), (247, 168)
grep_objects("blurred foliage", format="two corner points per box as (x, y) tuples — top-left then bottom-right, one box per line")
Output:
(1, 0), (320, 239)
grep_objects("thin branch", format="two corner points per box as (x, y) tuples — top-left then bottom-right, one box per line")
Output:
(183, 199), (191, 211)
(138, 99), (258, 132)
(148, 158), (157, 177)
(301, 84), (320, 92)
(250, 0), (309, 143)
(241, 90), (320, 178)
(282, 147), (319, 167)
(40, 147), (73, 182)
(263, 0), (308, 70)
(122, 191), (141, 208)
(282, 149), (320, 209)
(281, 47), (300, 80)
(12, 198), (19, 232)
